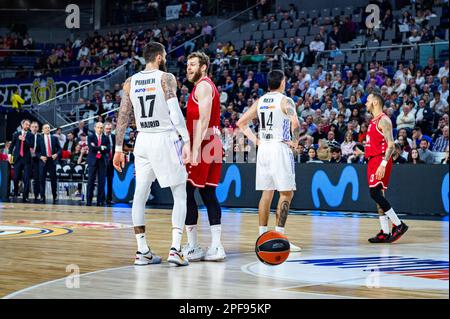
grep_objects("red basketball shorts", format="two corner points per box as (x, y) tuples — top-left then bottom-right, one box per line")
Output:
(367, 155), (393, 190)
(186, 136), (223, 188)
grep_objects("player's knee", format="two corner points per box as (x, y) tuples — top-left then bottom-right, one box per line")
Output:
(279, 191), (294, 201)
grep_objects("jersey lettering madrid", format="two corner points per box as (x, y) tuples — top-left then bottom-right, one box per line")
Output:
(257, 92), (291, 142)
(130, 70), (174, 133)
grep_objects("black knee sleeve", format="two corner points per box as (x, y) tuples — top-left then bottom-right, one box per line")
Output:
(199, 186), (222, 226)
(369, 185), (391, 212)
(185, 182), (198, 225)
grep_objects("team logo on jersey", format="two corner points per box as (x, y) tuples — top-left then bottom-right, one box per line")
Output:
(0, 225), (72, 240)
(216, 164), (242, 203)
(311, 166), (359, 208)
(244, 255), (449, 290)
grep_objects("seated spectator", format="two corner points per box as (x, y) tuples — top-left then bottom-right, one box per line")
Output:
(412, 126), (433, 149)
(429, 91), (449, 117)
(392, 143), (407, 164)
(358, 123), (368, 144)
(347, 143), (366, 164)
(395, 128), (414, 149)
(417, 138), (434, 163)
(316, 139), (331, 161)
(306, 147), (323, 163)
(312, 121), (327, 144)
(432, 126), (449, 152)
(408, 148), (425, 164)
(438, 60), (449, 80)
(329, 147), (346, 164)
(341, 131), (357, 158)
(396, 105), (415, 131)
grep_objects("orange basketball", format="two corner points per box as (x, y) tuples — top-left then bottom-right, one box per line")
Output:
(255, 231), (290, 265)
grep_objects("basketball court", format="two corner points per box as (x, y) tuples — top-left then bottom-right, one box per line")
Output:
(1, 202), (447, 299)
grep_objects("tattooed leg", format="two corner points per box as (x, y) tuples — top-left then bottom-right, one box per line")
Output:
(276, 191), (294, 227)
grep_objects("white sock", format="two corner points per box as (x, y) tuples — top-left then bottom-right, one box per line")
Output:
(171, 228), (183, 251)
(135, 233), (149, 253)
(170, 183), (187, 252)
(385, 208), (401, 226)
(275, 226), (285, 234)
(210, 224), (222, 248)
(259, 226), (268, 235)
(379, 215), (390, 234)
(186, 225), (198, 247)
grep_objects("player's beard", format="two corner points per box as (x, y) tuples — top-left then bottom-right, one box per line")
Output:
(159, 59), (167, 72)
(190, 69), (203, 83)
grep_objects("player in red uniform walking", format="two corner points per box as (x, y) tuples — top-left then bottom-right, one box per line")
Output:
(182, 51), (225, 261)
(364, 93), (408, 243)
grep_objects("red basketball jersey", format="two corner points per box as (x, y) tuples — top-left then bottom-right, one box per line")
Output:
(186, 77), (221, 142)
(365, 113), (389, 158)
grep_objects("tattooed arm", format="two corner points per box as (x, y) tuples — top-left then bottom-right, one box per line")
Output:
(161, 72), (190, 164)
(113, 77), (132, 172)
(375, 116), (395, 180)
(282, 96), (300, 147)
(379, 116), (395, 162)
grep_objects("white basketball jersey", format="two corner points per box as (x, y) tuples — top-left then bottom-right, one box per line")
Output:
(257, 92), (291, 142)
(129, 70), (174, 133)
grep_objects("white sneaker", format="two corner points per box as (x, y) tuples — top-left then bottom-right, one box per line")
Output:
(289, 242), (302, 252)
(134, 250), (162, 265)
(167, 248), (189, 266)
(181, 244), (205, 261)
(203, 245), (226, 261)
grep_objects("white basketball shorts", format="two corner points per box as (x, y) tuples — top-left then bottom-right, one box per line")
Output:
(133, 130), (187, 188)
(255, 141), (296, 191)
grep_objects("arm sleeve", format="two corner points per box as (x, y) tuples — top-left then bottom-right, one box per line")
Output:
(167, 97), (190, 144)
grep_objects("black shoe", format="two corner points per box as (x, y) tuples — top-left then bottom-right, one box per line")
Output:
(97, 202), (105, 206)
(368, 230), (391, 243)
(53, 198), (58, 204)
(389, 222), (409, 243)
(39, 199), (46, 204)
(22, 198), (29, 203)
(86, 202), (92, 207)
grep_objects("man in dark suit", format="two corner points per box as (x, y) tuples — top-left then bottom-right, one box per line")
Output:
(104, 122), (116, 205)
(36, 123), (61, 204)
(9, 119), (33, 202)
(29, 121), (41, 201)
(86, 122), (110, 206)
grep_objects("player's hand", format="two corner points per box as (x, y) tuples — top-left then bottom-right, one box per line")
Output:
(191, 150), (199, 166)
(376, 165), (386, 180)
(52, 154), (58, 160)
(40, 156), (47, 162)
(113, 152), (125, 172)
(181, 143), (190, 165)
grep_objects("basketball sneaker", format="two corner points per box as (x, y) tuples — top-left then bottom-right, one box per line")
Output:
(389, 222), (409, 243)
(289, 242), (302, 252)
(203, 245), (226, 261)
(167, 247), (189, 266)
(368, 230), (391, 243)
(134, 250), (162, 266)
(181, 244), (205, 261)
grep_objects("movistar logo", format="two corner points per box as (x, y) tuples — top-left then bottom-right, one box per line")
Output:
(442, 173), (449, 213)
(113, 164), (135, 200)
(216, 164), (241, 203)
(311, 166), (359, 208)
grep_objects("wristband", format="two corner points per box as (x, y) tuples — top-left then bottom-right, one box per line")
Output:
(115, 146), (123, 153)
(380, 159), (388, 167)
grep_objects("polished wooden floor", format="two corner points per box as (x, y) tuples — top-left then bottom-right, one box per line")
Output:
(0, 202), (448, 299)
